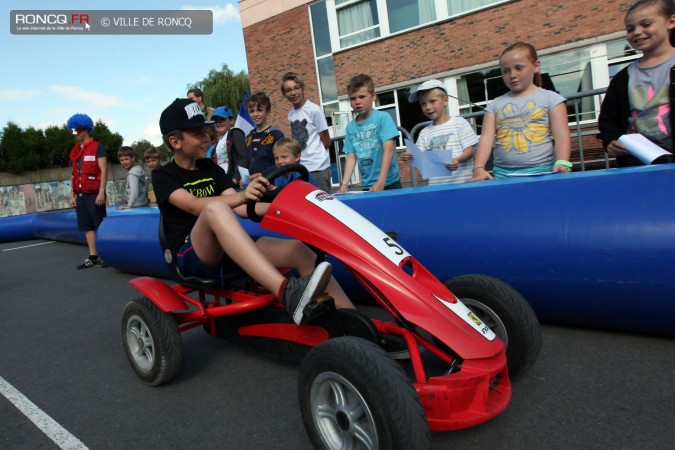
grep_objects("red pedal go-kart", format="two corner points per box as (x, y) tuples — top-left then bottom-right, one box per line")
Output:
(122, 164), (541, 450)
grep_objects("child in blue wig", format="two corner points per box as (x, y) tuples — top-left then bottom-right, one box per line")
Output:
(67, 113), (109, 269)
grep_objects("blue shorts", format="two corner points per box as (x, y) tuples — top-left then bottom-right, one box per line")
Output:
(176, 234), (240, 281)
(75, 192), (106, 232)
(361, 180), (402, 191)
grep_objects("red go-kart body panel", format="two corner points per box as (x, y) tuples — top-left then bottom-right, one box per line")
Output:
(261, 181), (505, 361)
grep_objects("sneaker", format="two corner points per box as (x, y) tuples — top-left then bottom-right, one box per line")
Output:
(380, 334), (411, 360)
(76, 258), (106, 270)
(283, 262), (332, 325)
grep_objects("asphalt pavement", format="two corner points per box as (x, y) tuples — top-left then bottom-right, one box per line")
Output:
(1, 239), (673, 449)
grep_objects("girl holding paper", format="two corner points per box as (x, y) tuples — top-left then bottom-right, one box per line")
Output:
(599, 0), (675, 167)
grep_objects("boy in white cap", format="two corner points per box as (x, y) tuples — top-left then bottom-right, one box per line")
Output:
(401, 79), (477, 184)
(152, 98), (353, 325)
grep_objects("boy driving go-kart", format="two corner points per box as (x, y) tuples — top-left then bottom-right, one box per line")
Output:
(121, 97), (541, 450)
(151, 98), (353, 323)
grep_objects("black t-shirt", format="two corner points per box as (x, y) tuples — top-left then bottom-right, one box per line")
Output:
(152, 158), (236, 253)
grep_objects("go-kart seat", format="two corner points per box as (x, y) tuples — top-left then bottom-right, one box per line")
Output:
(158, 215), (243, 289)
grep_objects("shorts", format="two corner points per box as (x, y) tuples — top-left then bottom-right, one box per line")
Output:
(492, 163), (554, 179)
(75, 192), (106, 232)
(176, 233), (240, 282)
(311, 167), (333, 193)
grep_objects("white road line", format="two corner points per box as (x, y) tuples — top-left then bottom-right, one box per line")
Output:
(2, 241), (55, 252)
(0, 375), (88, 450)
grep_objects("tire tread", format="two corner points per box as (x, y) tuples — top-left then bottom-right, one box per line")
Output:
(299, 337), (430, 450)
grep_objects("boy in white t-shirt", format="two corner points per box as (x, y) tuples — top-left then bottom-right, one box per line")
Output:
(401, 79), (478, 184)
(281, 72), (333, 193)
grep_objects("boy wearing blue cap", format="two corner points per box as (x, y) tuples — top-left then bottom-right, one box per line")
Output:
(208, 105), (248, 184)
(152, 98), (354, 325)
(208, 105), (234, 170)
(67, 113), (108, 269)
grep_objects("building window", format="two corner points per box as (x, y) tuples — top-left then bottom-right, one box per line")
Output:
(606, 39), (639, 79)
(317, 57), (338, 103)
(375, 90), (402, 146)
(386, 0), (436, 33)
(447, 0), (504, 17)
(322, 0), (505, 51)
(310, 1), (340, 126)
(455, 46), (610, 129)
(311, 0), (332, 57)
(538, 48), (595, 122)
(336, 0), (380, 48)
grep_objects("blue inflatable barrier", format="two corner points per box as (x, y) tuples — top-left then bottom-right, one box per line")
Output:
(0, 213), (38, 242)
(96, 208), (168, 278)
(32, 209), (86, 244)
(2, 165), (674, 335)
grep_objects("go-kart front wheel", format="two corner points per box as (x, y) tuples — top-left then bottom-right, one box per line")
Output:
(445, 274), (541, 378)
(298, 337), (430, 450)
(121, 297), (182, 386)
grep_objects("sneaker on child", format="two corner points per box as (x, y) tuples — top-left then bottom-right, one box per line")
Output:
(282, 261), (332, 325)
(76, 257), (108, 270)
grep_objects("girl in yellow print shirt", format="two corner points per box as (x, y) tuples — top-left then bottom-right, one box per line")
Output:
(470, 42), (572, 180)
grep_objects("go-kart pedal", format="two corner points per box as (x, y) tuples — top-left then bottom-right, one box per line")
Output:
(302, 293), (334, 322)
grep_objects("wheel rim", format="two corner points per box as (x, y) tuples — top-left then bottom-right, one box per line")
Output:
(125, 314), (155, 371)
(310, 371), (378, 450)
(461, 298), (509, 346)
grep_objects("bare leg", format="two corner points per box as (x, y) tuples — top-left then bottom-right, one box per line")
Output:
(85, 230), (97, 256)
(189, 201), (286, 295)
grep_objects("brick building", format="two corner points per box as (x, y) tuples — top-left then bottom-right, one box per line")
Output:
(239, 0), (638, 184)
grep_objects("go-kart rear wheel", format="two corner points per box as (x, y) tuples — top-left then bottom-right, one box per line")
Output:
(121, 297), (182, 386)
(445, 274), (541, 378)
(298, 337), (430, 450)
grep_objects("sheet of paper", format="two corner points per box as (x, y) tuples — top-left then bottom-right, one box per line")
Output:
(619, 134), (671, 165)
(404, 139), (454, 179)
(238, 166), (250, 185)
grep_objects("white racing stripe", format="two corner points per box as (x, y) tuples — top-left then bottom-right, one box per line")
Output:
(0, 375), (88, 449)
(2, 241), (55, 252)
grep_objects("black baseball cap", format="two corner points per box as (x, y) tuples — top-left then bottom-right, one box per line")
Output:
(159, 98), (213, 135)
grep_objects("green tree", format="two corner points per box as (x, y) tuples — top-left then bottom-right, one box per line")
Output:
(91, 120), (123, 162)
(0, 122), (23, 173)
(130, 139), (155, 162)
(189, 63), (250, 113)
(21, 127), (44, 171)
(44, 125), (75, 168)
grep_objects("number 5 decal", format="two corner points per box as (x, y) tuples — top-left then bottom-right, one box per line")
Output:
(383, 237), (404, 255)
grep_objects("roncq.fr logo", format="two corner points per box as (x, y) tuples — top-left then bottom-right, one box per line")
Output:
(14, 13), (90, 26)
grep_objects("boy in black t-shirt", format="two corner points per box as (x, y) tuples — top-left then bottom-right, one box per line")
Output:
(152, 98), (353, 325)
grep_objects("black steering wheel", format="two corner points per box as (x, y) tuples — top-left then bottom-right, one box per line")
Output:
(246, 163), (310, 223)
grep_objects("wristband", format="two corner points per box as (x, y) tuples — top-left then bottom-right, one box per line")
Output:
(554, 160), (572, 170)
(473, 166), (485, 171)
